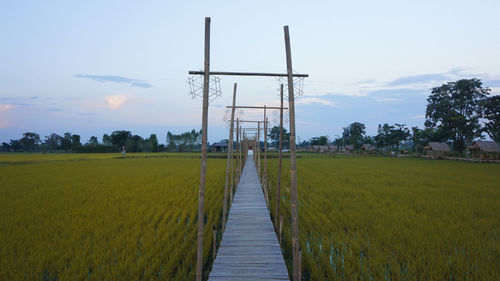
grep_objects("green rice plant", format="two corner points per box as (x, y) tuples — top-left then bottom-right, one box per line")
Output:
(265, 155), (500, 280)
(0, 156), (225, 280)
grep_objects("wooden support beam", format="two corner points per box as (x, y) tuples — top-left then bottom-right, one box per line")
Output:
(196, 16), (210, 281)
(222, 83), (237, 234)
(237, 120), (270, 123)
(189, 70), (308, 77)
(284, 25), (301, 281)
(263, 106), (268, 206)
(226, 106), (288, 110)
(275, 84), (284, 235)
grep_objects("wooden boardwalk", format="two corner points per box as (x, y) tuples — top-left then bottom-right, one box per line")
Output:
(208, 152), (289, 281)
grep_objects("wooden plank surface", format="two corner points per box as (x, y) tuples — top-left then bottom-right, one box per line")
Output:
(209, 152), (289, 281)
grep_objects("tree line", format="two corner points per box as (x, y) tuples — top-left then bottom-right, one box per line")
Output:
(302, 79), (499, 153)
(1, 130), (203, 153)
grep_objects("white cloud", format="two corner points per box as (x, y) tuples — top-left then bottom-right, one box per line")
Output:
(296, 97), (337, 107)
(374, 97), (402, 102)
(413, 115), (425, 119)
(106, 95), (128, 110)
(0, 104), (16, 112)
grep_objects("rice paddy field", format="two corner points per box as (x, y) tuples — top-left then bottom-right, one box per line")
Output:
(266, 154), (500, 281)
(0, 153), (226, 280)
(1, 152), (499, 280)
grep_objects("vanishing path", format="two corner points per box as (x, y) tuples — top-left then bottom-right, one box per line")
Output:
(208, 151), (289, 280)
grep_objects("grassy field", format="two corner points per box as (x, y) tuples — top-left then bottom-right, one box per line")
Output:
(265, 155), (500, 280)
(0, 153), (225, 280)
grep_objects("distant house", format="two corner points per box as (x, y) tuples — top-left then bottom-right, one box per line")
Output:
(361, 144), (376, 154)
(468, 141), (500, 160)
(311, 145), (339, 153)
(344, 144), (355, 153)
(424, 142), (451, 158)
(211, 141), (228, 152)
(311, 145), (329, 153)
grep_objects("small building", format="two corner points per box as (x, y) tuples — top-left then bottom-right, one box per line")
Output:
(312, 145), (328, 153)
(468, 141), (500, 160)
(344, 144), (355, 153)
(311, 145), (338, 153)
(424, 142), (451, 158)
(361, 144), (376, 154)
(329, 145), (338, 152)
(211, 141), (228, 152)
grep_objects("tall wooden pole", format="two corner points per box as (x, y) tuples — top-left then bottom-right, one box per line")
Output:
(236, 119), (240, 183)
(264, 106), (268, 198)
(257, 121), (261, 181)
(284, 25), (300, 281)
(275, 84), (284, 234)
(222, 83), (237, 233)
(229, 86), (236, 207)
(196, 17), (210, 281)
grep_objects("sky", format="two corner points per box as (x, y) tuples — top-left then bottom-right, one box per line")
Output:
(1, 0), (499, 145)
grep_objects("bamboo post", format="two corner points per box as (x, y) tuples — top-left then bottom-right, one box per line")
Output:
(299, 247), (302, 281)
(263, 106), (268, 197)
(236, 119), (240, 184)
(275, 84), (284, 234)
(196, 17), (210, 281)
(284, 25), (300, 281)
(279, 214), (284, 246)
(229, 119), (235, 206)
(257, 122), (261, 181)
(212, 224), (217, 259)
(222, 83), (237, 233)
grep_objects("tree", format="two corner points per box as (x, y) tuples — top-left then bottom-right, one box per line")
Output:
(61, 132), (72, 151)
(44, 133), (63, 151)
(310, 136), (328, 145)
(483, 95), (500, 142)
(268, 126), (290, 149)
(87, 136), (98, 146)
(20, 132), (41, 152)
(342, 122), (366, 149)
(71, 134), (81, 151)
(393, 124), (410, 150)
(111, 130), (132, 150)
(9, 139), (22, 151)
(425, 79), (490, 152)
(149, 134), (159, 152)
(375, 123), (394, 150)
(1, 142), (11, 152)
(102, 134), (112, 146)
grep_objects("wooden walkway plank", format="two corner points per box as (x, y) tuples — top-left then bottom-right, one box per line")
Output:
(208, 152), (289, 281)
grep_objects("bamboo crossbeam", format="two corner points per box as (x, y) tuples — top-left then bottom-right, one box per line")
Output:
(189, 70), (308, 77)
(226, 106), (288, 110)
(237, 120), (269, 123)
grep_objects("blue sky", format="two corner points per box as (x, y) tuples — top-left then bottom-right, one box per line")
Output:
(1, 0), (499, 144)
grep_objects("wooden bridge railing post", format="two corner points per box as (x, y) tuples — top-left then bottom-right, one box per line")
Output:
(222, 83), (237, 233)
(284, 25), (300, 281)
(196, 16), (210, 281)
(236, 119), (240, 184)
(263, 106), (268, 203)
(212, 224), (217, 259)
(275, 84), (284, 234)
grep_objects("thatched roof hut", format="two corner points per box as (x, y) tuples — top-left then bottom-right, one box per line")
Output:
(211, 141), (228, 152)
(311, 145), (337, 153)
(468, 141), (500, 160)
(361, 144), (376, 151)
(345, 144), (355, 152)
(468, 141), (500, 153)
(424, 142), (451, 152)
(424, 142), (450, 158)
